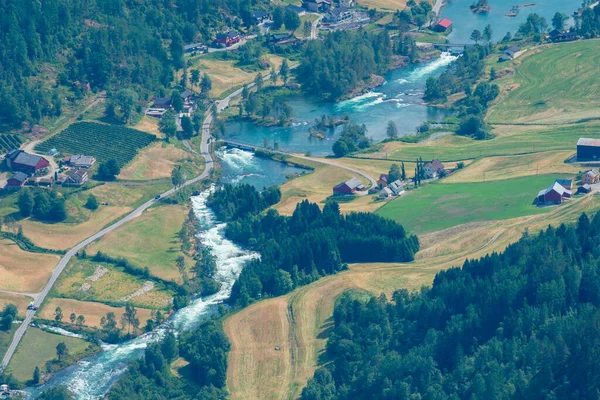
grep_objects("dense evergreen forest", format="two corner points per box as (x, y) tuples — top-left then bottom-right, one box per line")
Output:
(107, 320), (229, 399)
(208, 184), (419, 306)
(302, 212), (600, 399)
(0, 0), (267, 129)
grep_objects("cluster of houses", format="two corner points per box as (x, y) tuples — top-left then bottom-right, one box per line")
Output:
(2, 149), (95, 192)
(547, 29), (578, 43)
(146, 90), (197, 122)
(535, 170), (600, 206)
(377, 176), (405, 199)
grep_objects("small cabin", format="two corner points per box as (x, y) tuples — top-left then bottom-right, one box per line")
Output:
(434, 18), (453, 32)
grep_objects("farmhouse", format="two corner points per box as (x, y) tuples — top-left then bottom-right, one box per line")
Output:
(302, 0), (331, 12)
(378, 174), (388, 187)
(215, 31), (240, 47)
(434, 19), (453, 32)
(333, 177), (365, 195)
(184, 43), (207, 54)
(180, 90), (194, 104)
(578, 184), (593, 194)
(63, 168), (89, 187)
(4, 172), (28, 191)
(251, 10), (270, 24)
(6, 149), (50, 174)
(499, 46), (521, 62)
(423, 159), (445, 179)
(388, 180), (405, 196)
(153, 97), (171, 109)
(582, 169), (599, 184)
(577, 138), (600, 161)
(64, 154), (96, 168)
(378, 187), (393, 199)
(536, 182), (572, 205)
(548, 29), (578, 42)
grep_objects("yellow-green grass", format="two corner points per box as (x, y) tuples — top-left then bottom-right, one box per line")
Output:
(119, 142), (202, 181)
(0, 238), (60, 293)
(413, 32), (449, 43)
(377, 174), (571, 234)
(358, 122), (600, 162)
(487, 41), (600, 124)
(357, 0), (408, 11)
(39, 298), (156, 330)
(0, 191), (18, 219)
(8, 327), (94, 383)
(225, 190), (600, 400)
(0, 325), (17, 362)
(0, 292), (32, 318)
(52, 258), (174, 310)
(88, 204), (191, 282)
(294, 14), (319, 38)
(133, 116), (162, 137)
(444, 151), (580, 183)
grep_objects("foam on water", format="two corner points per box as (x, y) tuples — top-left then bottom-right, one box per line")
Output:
(218, 147), (256, 171)
(39, 325), (85, 339)
(408, 52), (458, 81)
(335, 91), (386, 111)
(27, 187), (257, 400)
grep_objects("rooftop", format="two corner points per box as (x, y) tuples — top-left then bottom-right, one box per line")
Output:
(184, 42), (204, 51)
(437, 18), (453, 28)
(9, 172), (28, 183)
(251, 10), (269, 18)
(578, 138), (600, 147)
(13, 152), (46, 168)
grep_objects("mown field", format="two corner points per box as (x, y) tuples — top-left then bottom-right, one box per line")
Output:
(8, 328), (96, 383)
(376, 174), (571, 234)
(51, 258), (174, 310)
(36, 122), (155, 167)
(487, 40), (600, 124)
(0, 238), (60, 293)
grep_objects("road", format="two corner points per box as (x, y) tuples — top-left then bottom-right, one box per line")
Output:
(310, 14), (323, 39)
(0, 113), (215, 373)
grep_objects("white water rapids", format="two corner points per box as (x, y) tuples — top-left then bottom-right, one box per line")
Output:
(26, 189), (258, 399)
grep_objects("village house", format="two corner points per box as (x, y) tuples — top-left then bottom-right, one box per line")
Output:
(302, 0), (331, 12)
(577, 138), (600, 161)
(4, 172), (28, 191)
(499, 46), (521, 62)
(434, 18), (453, 33)
(215, 31), (240, 47)
(251, 10), (270, 24)
(536, 182), (572, 205)
(388, 180), (405, 196)
(378, 187), (393, 199)
(6, 149), (50, 174)
(582, 169), (599, 184)
(64, 154), (96, 168)
(423, 159), (445, 179)
(333, 177), (365, 195)
(323, 8), (353, 24)
(548, 29), (578, 42)
(153, 97), (172, 110)
(63, 168), (89, 187)
(578, 184), (593, 195)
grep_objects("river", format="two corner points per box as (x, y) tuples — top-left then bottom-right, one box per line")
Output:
(28, 50), (460, 398)
(440, 0), (578, 43)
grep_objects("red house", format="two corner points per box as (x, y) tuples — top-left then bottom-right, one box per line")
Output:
(536, 182), (572, 205)
(6, 149), (50, 174)
(5, 172), (28, 191)
(435, 18), (453, 32)
(215, 31), (240, 47)
(333, 177), (365, 195)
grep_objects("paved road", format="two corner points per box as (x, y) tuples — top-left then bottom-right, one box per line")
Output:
(0, 114), (215, 373)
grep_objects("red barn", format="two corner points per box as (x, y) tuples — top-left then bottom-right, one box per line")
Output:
(215, 31), (240, 47)
(6, 150), (50, 174)
(5, 172), (28, 191)
(435, 18), (453, 32)
(333, 177), (365, 195)
(536, 182), (572, 205)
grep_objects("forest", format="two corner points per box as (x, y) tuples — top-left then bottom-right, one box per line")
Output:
(302, 212), (600, 399)
(0, 0), (268, 130)
(208, 185), (419, 306)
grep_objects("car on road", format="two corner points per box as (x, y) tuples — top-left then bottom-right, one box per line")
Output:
(27, 302), (38, 311)
(154, 195), (161, 200)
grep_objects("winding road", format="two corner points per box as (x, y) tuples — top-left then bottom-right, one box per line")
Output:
(0, 114), (216, 373)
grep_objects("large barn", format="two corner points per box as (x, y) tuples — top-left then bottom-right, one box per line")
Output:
(536, 182), (572, 205)
(333, 177), (365, 195)
(577, 138), (600, 161)
(6, 149), (50, 174)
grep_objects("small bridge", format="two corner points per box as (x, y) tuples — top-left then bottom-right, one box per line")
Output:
(220, 139), (266, 152)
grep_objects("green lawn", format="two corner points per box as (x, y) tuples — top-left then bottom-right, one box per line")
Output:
(487, 40), (600, 124)
(377, 174), (569, 234)
(8, 327), (95, 383)
(359, 121), (600, 162)
(0, 325), (17, 361)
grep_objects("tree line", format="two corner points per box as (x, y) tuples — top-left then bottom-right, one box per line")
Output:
(302, 212), (600, 399)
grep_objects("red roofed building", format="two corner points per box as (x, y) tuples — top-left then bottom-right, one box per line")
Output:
(435, 18), (453, 32)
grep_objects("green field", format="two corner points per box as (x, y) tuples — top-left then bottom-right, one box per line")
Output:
(0, 325), (17, 361)
(487, 41), (600, 124)
(377, 174), (570, 234)
(8, 328), (95, 383)
(36, 122), (156, 167)
(358, 121), (600, 162)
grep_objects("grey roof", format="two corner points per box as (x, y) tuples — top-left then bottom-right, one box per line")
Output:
(9, 172), (28, 183)
(425, 159), (444, 172)
(13, 152), (45, 168)
(505, 46), (521, 55)
(578, 138), (600, 147)
(6, 149), (19, 160)
(154, 97), (171, 106)
(329, 7), (349, 16)
(184, 43), (204, 51)
(69, 154), (95, 166)
(555, 179), (572, 187)
(539, 182), (571, 198)
(180, 90), (193, 99)
(335, 177), (364, 190)
(585, 169), (599, 178)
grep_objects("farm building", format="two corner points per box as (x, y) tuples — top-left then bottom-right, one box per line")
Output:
(434, 19), (453, 32)
(577, 138), (600, 161)
(555, 179), (573, 190)
(378, 187), (393, 199)
(388, 180), (405, 196)
(63, 168), (89, 187)
(578, 184), (593, 194)
(4, 172), (28, 191)
(423, 159), (445, 179)
(215, 31), (240, 47)
(333, 177), (365, 195)
(6, 149), (50, 174)
(499, 46), (521, 62)
(64, 154), (96, 168)
(303, 0), (331, 12)
(378, 174), (388, 187)
(536, 182), (572, 205)
(251, 10), (270, 24)
(548, 29), (578, 42)
(582, 169), (599, 184)
(180, 90), (193, 103)
(153, 97), (171, 109)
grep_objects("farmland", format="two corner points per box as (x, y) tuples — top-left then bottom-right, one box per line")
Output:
(36, 122), (156, 167)
(0, 134), (22, 152)
(376, 174), (571, 234)
(0, 238), (60, 293)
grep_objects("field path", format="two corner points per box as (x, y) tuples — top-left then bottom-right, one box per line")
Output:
(0, 108), (215, 373)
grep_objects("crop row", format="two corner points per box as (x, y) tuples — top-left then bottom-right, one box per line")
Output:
(36, 122), (155, 167)
(0, 134), (22, 152)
